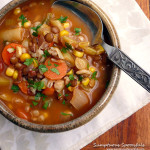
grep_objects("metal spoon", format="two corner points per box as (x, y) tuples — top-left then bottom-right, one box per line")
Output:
(53, 0), (150, 92)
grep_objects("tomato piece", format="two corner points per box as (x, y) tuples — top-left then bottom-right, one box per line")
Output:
(18, 81), (28, 94)
(2, 43), (22, 65)
(42, 87), (55, 96)
(44, 58), (67, 80)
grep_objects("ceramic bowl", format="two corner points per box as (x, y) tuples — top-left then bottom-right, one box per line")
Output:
(0, 0), (120, 132)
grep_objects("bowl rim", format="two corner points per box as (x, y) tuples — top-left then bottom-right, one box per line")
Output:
(0, 0), (121, 133)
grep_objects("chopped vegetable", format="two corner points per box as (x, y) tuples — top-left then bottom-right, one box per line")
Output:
(75, 57), (88, 70)
(43, 101), (49, 109)
(69, 74), (74, 80)
(61, 112), (73, 116)
(31, 24), (42, 37)
(2, 43), (22, 65)
(32, 101), (38, 106)
(23, 58), (35, 66)
(39, 65), (48, 73)
(42, 87), (54, 96)
(73, 50), (84, 57)
(11, 84), (20, 93)
(78, 75), (83, 81)
(91, 71), (97, 80)
(29, 81), (44, 91)
(54, 64), (59, 67)
(44, 58), (68, 80)
(82, 78), (90, 86)
(20, 53), (31, 62)
(50, 68), (60, 75)
(42, 50), (50, 57)
(18, 81), (28, 94)
(70, 88), (89, 110)
(58, 16), (68, 23)
(60, 30), (69, 37)
(19, 14), (28, 27)
(6, 67), (15, 77)
(62, 100), (66, 105)
(66, 82), (71, 88)
(0, 28), (24, 42)
(61, 42), (73, 53)
(35, 93), (47, 101)
(74, 28), (81, 35)
(87, 64), (89, 69)
(65, 94), (69, 97)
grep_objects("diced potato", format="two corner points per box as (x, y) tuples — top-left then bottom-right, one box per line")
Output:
(70, 88), (89, 110)
(0, 28), (25, 41)
(0, 76), (11, 86)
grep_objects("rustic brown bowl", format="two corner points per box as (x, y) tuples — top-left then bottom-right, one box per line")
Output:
(0, 0), (120, 132)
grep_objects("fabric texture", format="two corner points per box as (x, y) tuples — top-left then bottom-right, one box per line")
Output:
(0, 0), (149, 150)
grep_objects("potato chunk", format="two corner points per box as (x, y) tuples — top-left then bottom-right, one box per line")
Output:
(0, 28), (25, 41)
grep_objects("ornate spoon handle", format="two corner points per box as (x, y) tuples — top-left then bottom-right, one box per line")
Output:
(102, 42), (150, 93)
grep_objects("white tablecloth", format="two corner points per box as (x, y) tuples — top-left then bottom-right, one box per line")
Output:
(0, 0), (149, 150)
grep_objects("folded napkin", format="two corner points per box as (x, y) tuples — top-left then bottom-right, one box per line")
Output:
(0, 0), (150, 150)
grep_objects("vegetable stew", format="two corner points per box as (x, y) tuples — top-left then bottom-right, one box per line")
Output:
(0, 0), (111, 125)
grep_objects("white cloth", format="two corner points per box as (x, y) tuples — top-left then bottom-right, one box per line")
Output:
(0, 0), (150, 150)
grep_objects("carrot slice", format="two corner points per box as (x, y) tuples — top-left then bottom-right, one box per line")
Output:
(42, 87), (55, 96)
(44, 58), (67, 80)
(2, 43), (22, 65)
(18, 80), (28, 94)
(16, 109), (28, 120)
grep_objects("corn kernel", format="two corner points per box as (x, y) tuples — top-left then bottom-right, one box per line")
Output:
(89, 67), (95, 73)
(24, 21), (31, 28)
(67, 69), (73, 75)
(14, 7), (21, 15)
(73, 50), (84, 57)
(13, 70), (18, 79)
(60, 30), (69, 37)
(68, 86), (74, 92)
(63, 22), (70, 28)
(82, 78), (90, 86)
(33, 59), (38, 68)
(6, 67), (15, 77)
(43, 112), (48, 119)
(20, 53), (31, 62)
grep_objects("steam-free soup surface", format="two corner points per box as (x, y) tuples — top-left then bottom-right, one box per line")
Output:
(0, 0), (111, 124)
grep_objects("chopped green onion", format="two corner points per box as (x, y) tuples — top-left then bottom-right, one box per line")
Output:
(11, 85), (19, 93)
(39, 64), (48, 73)
(58, 16), (68, 23)
(50, 68), (60, 75)
(74, 28), (81, 35)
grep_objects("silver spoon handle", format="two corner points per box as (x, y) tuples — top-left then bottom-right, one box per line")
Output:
(102, 42), (150, 93)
